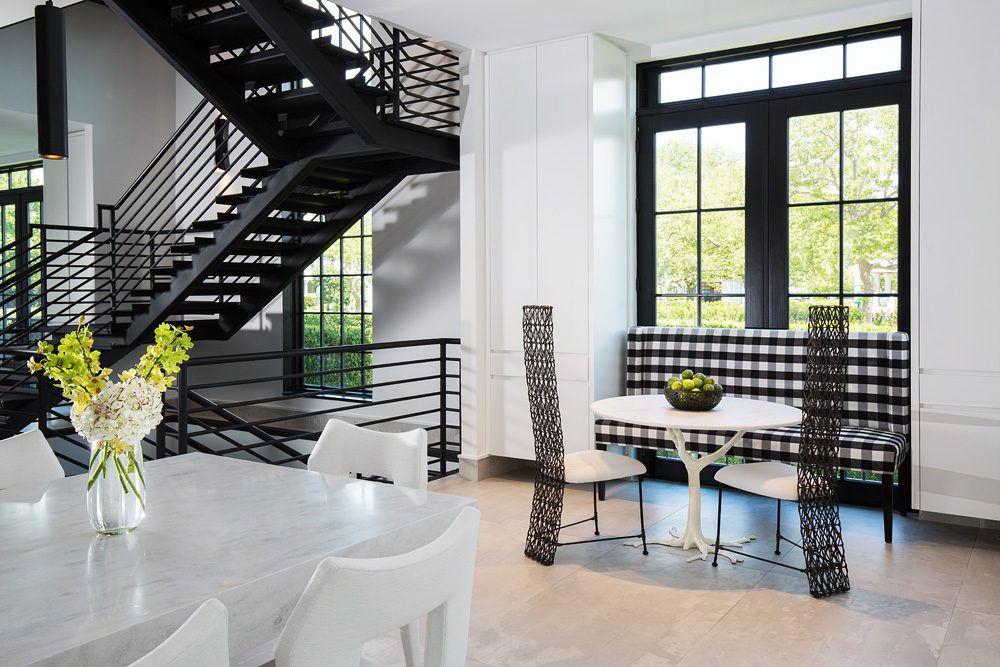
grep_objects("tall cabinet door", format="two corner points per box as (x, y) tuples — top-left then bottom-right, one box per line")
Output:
(487, 37), (594, 460)
(488, 45), (541, 461)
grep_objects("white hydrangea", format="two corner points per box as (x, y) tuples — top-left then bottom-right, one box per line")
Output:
(71, 376), (164, 445)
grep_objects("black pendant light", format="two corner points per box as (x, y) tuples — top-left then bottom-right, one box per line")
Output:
(35, 0), (68, 160)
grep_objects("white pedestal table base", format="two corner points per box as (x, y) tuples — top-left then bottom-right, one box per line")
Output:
(625, 427), (754, 563)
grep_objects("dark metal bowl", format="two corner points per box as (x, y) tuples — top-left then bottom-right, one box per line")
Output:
(663, 386), (724, 411)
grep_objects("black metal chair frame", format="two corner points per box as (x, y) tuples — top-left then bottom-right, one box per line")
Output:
(522, 305), (648, 566)
(712, 306), (852, 598)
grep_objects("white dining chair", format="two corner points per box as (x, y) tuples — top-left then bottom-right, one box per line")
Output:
(128, 598), (229, 667)
(307, 418), (429, 664)
(274, 505), (480, 667)
(0, 430), (64, 489)
(308, 418), (427, 491)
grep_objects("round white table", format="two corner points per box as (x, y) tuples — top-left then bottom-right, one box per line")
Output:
(591, 395), (802, 562)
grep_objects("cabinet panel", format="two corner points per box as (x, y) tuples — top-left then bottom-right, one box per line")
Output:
(490, 375), (592, 459)
(536, 37), (591, 356)
(488, 47), (538, 352)
(919, 0), (1000, 373)
(919, 406), (1000, 520)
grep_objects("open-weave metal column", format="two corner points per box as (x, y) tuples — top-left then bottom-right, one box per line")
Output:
(522, 305), (566, 566)
(798, 305), (851, 597)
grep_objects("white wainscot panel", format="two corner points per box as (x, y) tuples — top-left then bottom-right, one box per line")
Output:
(489, 376), (592, 460)
(919, 406), (1000, 521)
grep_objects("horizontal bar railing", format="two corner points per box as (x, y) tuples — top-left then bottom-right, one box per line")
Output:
(158, 337), (461, 479)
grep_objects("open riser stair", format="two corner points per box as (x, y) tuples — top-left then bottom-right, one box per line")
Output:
(0, 0), (459, 441)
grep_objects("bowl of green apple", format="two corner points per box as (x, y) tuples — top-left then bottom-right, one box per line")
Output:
(663, 370), (724, 411)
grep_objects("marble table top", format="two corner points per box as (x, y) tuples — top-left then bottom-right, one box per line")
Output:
(0, 454), (476, 666)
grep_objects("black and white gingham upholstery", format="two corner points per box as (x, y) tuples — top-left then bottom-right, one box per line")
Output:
(596, 327), (910, 475)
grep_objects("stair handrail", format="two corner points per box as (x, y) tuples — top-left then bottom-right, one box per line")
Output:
(112, 98), (212, 210)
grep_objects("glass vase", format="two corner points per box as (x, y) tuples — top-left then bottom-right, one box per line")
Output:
(87, 439), (146, 535)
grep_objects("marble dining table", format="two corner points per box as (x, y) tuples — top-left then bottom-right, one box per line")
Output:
(0, 453), (476, 667)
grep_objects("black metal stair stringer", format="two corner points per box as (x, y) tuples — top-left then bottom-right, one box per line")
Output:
(102, 0), (296, 161)
(238, 0), (459, 167)
(124, 156), (321, 346)
(216, 172), (403, 334)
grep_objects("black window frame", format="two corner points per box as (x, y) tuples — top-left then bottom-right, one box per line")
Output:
(283, 217), (373, 401)
(637, 20), (911, 331)
(0, 161), (44, 333)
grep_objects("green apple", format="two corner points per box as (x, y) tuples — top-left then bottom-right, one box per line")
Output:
(681, 369), (694, 379)
(692, 378), (703, 388)
(667, 376), (679, 386)
(682, 378), (695, 390)
(703, 383), (715, 392)
(694, 372), (706, 381)
(670, 381), (682, 390)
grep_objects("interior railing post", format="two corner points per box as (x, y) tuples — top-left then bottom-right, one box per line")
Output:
(36, 372), (49, 433)
(155, 400), (166, 459)
(106, 206), (118, 309)
(178, 366), (189, 455)
(439, 339), (447, 478)
(392, 28), (401, 121)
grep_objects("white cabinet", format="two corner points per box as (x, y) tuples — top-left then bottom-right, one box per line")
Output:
(917, 0), (1000, 520)
(485, 35), (629, 460)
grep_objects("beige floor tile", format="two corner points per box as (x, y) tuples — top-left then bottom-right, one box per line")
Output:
(957, 543), (1000, 616)
(420, 473), (1000, 667)
(937, 608), (1000, 667)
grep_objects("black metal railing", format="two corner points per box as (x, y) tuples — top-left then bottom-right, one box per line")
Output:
(310, 1), (460, 131)
(153, 338), (461, 479)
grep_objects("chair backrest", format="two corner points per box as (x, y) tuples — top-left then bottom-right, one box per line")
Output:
(522, 305), (564, 479)
(274, 506), (480, 667)
(0, 431), (64, 490)
(128, 599), (229, 667)
(625, 326), (910, 435)
(797, 305), (851, 597)
(308, 419), (428, 491)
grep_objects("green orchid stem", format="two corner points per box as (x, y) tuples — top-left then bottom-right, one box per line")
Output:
(88, 443), (145, 511)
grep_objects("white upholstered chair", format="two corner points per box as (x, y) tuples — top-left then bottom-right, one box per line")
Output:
(274, 506), (480, 667)
(307, 418), (429, 664)
(128, 599), (229, 667)
(0, 430), (64, 490)
(308, 419), (427, 491)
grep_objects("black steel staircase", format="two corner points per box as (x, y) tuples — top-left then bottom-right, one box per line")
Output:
(0, 0), (460, 441)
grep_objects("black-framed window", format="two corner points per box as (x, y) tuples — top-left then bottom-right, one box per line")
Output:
(285, 214), (373, 397)
(0, 162), (44, 333)
(637, 21), (910, 332)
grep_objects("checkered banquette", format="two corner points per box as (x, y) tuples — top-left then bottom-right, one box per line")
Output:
(594, 327), (910, 475)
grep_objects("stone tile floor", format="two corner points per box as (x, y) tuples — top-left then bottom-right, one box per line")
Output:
(364, 468), (1000, 666)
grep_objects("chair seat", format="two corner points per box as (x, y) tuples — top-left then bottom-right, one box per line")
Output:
(596, 420), (907, 475)
(564, 449), (646, 484)
(714, 461), (799, 501)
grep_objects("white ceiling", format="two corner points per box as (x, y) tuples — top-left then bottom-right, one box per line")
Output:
(0, 0), (82, 30)
(340, 0), (900, 51)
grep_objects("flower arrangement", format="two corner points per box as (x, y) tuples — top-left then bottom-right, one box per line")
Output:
(29, 320), (194, 508)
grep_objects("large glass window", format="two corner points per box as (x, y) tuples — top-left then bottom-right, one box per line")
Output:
(638, 21), (910, 331)
(290, 214), (373, 395)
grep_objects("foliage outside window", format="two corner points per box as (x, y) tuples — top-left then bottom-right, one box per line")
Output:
(298, 214), (373, 394)
(639, 22), (909, 332)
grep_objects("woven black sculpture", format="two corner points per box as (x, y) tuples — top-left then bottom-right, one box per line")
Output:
(522, 305), (567, 565)
(798, 305), (852, 597)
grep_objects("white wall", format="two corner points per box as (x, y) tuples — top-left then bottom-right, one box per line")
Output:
(0, 2), (179, 207)
(914, 0), (1000, 521)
